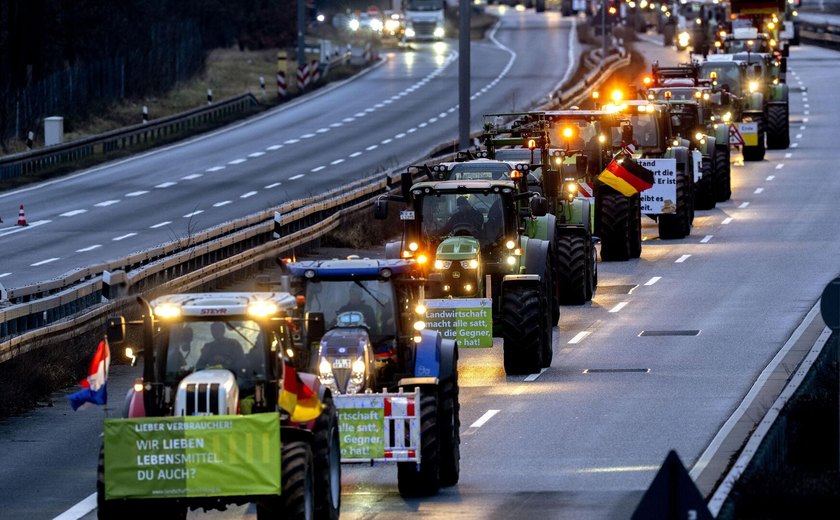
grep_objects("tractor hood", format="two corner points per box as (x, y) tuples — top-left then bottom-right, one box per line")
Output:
(320, 327), (370, 357)
(436, 237), (481, 261)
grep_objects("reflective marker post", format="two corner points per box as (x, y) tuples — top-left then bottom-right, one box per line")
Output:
(819, 277), (840, 471)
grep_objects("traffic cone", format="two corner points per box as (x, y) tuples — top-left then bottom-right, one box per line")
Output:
(17, 205), (27, 226)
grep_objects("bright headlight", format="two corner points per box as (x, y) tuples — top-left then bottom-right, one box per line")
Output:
(695, 132), (704, 141)
(434, 259), (452, 269)
(319, 358), (332, 376)
(748, 81), (759, 93)
(415, 304), (426, 315)
(505, 240), (516, 250)
(506, 256), (516, 266)
(247, 301), (278, 317)
(385, 19), (400, 33)
(154, 304), (180, 318)
(413, 321), (425, 331)
(405, 27), (415, 37)
(370, 18), (383, 31)
(723, 112), (732, 122)
(349, 19), (360, 31)
(461, 259), (479, 269)
(352, 358), (366, 374)
(433, 27), (445, 38)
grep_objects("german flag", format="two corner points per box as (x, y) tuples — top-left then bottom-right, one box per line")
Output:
(279, 364), (322, 422)
(598, 156), (654, 197)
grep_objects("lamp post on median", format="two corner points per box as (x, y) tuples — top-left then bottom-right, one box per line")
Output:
(459, 0), (471, 151)
(297, 0), (306, 70)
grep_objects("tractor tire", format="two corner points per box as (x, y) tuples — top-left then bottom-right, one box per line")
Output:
(313, 395), (341, 520)
(597, 191), (631, 262)
(585, 237), (598, 301)
(257, 441), (315, 520)
(398, 392), (441, 497)
(713, 145), (731, 202)
(658, 171), (691, 240)
(628, 194), (642, 259)
(546, 249), (560, 326)
(438, 357), (461, 487)
(535, 0), (546, 12)
(540, 274), (554, 368)
(501, 285), (544, 375)
(556, 235), (588, 305)
(97, 445), (187, 520)
(743, 116), (766, 162)
(693, 158), (716, 210)
(766, 104), (790, 150)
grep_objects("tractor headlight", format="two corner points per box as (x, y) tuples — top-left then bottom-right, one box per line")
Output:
(413, 320), (426, 331)
(434, 259), (452, 269)
(506, 256), (516, 266)
(349, 19), (360, 31)
(346, 357), (367, 394)
(415, 304), (426, 315)
(678, 32), (690, 47)
(370, 18), (383, 32)
(748, 81), (759, 93)
(405, 27), (415, 38)
(461, 259), (479, 269)
(247, 301), (278, 317)
(722, 112), (732, 122)
(505, 240), (516, 250)
(385, 19), (400, 33)
(695, 132), (704, 141)
(154, 304), (181, 318)
(318, 358), (337, 391)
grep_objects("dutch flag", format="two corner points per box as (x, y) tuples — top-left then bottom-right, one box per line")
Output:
(68, 338), (110, 411)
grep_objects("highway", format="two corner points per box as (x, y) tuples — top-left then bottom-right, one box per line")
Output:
(2, 8), (840, 520)
(0, 9), (576, 289)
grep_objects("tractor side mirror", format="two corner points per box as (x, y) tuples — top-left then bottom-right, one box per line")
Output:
(576, 155), (588, 177)
(544, 169), (560, 198)
(107, 316), (126, 344)
(530, 196), (549, 217)
(373, 198), (389, 220)
(621, 124), (634, 145)
(305, 312), (325, 344)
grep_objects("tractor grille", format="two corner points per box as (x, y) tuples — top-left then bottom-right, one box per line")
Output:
(185, 383), (221, 415)
(333, 368), (350, 393)
(413, 21), (436, 36)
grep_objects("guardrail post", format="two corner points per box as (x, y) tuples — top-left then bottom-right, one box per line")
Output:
(26, 131), (34, 150)
(142, 106), (149, 124)
(207, 89), (213, 104)
(102, 269), (128, 300)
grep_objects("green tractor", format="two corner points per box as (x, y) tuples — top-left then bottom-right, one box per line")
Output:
(730, 49), (790, 150)
(374, 170), (555, 376)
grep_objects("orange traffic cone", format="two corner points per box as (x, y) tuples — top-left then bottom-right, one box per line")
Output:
(17, 205), (27, 226)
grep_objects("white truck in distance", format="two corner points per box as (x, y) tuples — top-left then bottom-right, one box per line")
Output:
(403, 0), (446, 41)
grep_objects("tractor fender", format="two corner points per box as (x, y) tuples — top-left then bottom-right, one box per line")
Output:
(523, 237), (550, 279)
(281, 425), (315, 444)
(501, 274), (542, 293)
(414, 328), (442, 379)
(437, 338), (458, 385)
(745, 92), (764, 112)
(385, 241), (403, 260)
(533, 213), (556, 244)
(705, 136), (717, 154)
(558, 198), (591, 233)
(770, 83), (788, 103)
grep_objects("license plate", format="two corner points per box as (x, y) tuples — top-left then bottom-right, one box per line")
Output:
(332, 358), (351, 369)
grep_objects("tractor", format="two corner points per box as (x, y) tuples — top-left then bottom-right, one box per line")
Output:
(98, 292), (341, 520)
(279, 257), (461, 497)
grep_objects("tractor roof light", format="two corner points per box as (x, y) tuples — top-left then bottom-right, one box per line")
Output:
(154, 304), (181, 319)
(563, 127), (574, 139)
(748, 81), (759, 93)
(592, 91), (600, 100)
(611, 89), (623, 103)
(416, 254), (428, 265)
(527, 138), (537, 149)
(694, 90), (702, 99)
(408, 241), (419, 251)
(643, 76), (652, 86)
(510, 169), (523, 180)
(598, 134), (606, 143)
(247, 301), (278, 318)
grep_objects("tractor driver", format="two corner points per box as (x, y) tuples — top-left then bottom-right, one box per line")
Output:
(439, 196), (484, 236)
(337, 284), (378, 332)
(196, 321), (246, 375)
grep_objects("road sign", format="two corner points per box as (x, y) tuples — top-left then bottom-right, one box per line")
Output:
(820, 277), (840, 331)
(632, 450), (713, 520)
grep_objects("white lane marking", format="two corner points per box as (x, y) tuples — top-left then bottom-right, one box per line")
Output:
(330, 122), (343, 128)
(395, 133), (406, 139)
(470, 410), (500, 428)
(31, 257), (59, 266)
(784, 153), (792, 158)
(0, 273), (10, 279)
(524, 368), (549, 382)
(349, 152), (362, 158)
(418, 122), (428, 128)
(799, 125), (806, 131)
(316, 128), (330, 134)
(803, 118), (809, 123)
(125, 191), (148, 197)
(155, 182), (176, 188)
(228, 158), (246, 165)
(330, 159), (344, 165)
(284, 139), (300, 144)
(206, 166), (225, 172)
(795, 134), (802, 139)
(311, 166), (325, 172)
(803, 104), (809, 108)
(675, 254), (691, 263)
(265, 183), (282, 189)
(112, 233), (137, 241)
(738, 202), (749, 209)
(374, 103), (384, 108)
(213, 201), (232, 207)
(438, 112), (448, 118)
(701, 235), (713, 243)
(181, 174), (202, 180)
(609, 302), (628, 313)
(803, 111), (809, 115)
(95, 200), (120, 207)
(448, 107), (456, 113)
(722, 217), (733, 224)
(248, 152), (265, 158)
(60, 209), (87, 217)
(0, 220), (51, 237)
(644, 276), (661, 286)
(240, 191), (257, 199)
(364, 108), (375, 113)
(383, 99), (393, 105)
(289, 174), (305, 180)
(568, 331), (591, 344)
(76, 245), (102, 252)
(266, 144), (283, 151)
(342, 117), (355, 123)
(407, 128), (417, 133)
(150, 221), (172, 228)
(791, 143), (799, 148)
(183, 211), (203, 218)
(355, 112), (366, 117)
(766, 175), (775, 181)
(381, 138), (393, 144)
(52, 492), (97, 520)
(775, 164), (784, 170)
(366, 145), (378, 151)
(428, 117), (438, 123)
(754, 187), (764, 194)
(301, 133), (316, 139)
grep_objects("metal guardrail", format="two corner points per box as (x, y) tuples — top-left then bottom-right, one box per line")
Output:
(0, 42), (632, 361)
(0, 94), (260, 181)
(799, 20), (840, 47)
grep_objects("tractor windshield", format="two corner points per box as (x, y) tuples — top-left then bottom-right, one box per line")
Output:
(448, 162), (510, 180)
(629, 113), (660, 147)
(700, 63), (741, 94)
(304, 279), (397, 347)
(494, 148), (541, 165)
(548, 120), (600, 153)
(420, 192), (505, 246)
(405, 0), (443, 10)
(164, 319), (266, 392)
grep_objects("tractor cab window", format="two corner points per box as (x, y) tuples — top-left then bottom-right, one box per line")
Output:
(448, 162), (510, 180)
(164, 319), (265, 393)
(629, 113), (659, 147)
(549, 120), (599, 153)
(669, 105), (699, 135)
(420, 192), (505, 246)
(304, 279), (397, 349)
(700, 63), (741, 94)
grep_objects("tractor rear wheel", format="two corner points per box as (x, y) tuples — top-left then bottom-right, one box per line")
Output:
(597, 191), (631, 261)
(658, 171), (691, 239)
(713, 145), (731, 202)
(628, 195), (642, 259)
(766, 104), (790, 150)
(694, 158), (716, 210)
(313, 395), (341, 520)
(501, 285), (544, 375)
(439, 358), (461, 487)
(398, 392), (441, 497)
(257, 441), (315, 520)
(556, 235), (588, 305)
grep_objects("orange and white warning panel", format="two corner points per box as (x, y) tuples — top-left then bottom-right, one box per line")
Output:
(334, 387), (421, 464)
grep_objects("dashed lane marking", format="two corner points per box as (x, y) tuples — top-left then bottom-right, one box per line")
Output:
(349, 152), (362, 158)
(112, 233), (137, 241)
(125, 191), (148, 197)
(524, 368), (549, 382)
(181, 174), (202, 180)
(675, 254), (691, 263)
(284, 139), (300, 144)
(366, 145), (378, 151)
(150, 221), (172, 228)
(213, 201), (232, 207)
(248, 152), (265, 158)
(240, 191), (257, 199)
(266, 144), (283, 151)
(381, 138), (393, 144)
(60, 210), (87, 217)
(701, 235), (713, 243)
(568, 331), (591, 344)
(228, 158), (246, 165)
(76, 245), (102, 252)
(265, 183), (282, 189)
(722, 217), (733, 224)
(330, 159), (344, 165)
(609, 302), (629, 313)
(0, 273), (11, 279)
(470, 410), (500, 428)
(30, 258), (57, 267)
(311, 166), (325, 172)
(206, 166), (225, 172)
(155, 182), (176, 188)
(289, 174), (305, 180)
(754, 188), (764, 194)
(775, 164), (784, 169)
(766, 175), (774, 181)
(183, 211), (203, 218)
(739, 202), (749, 209)
(644, 276), (661, 286)
(95, 200), (120, 207)
(784, 153), (792, 158)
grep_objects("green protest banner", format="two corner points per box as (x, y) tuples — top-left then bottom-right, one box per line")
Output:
(104, 413), (280, 499)
(334, 395), (385, 460)
(423, 298), (493, 347)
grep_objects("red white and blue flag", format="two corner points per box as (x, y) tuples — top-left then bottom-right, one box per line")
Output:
(68, 338), (110, 411)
